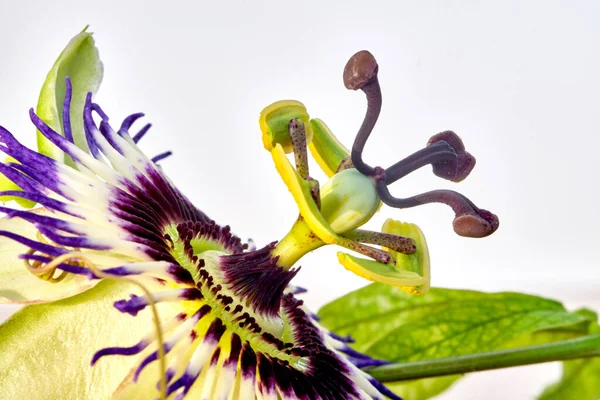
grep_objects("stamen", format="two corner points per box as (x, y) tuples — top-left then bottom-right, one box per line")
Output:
(342, 229), (416, 255)
(376, 182), (500, 238)
(289, 118), (309, 179)
(344, 50), (381, 177)
(336, 236), (394, 264)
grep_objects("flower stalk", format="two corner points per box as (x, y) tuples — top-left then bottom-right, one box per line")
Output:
(367, 334), (600, 382)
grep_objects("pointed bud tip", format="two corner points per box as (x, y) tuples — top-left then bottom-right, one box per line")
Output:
(343, 50), (379, 90)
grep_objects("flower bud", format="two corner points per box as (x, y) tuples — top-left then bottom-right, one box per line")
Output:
(320, 168), (380, 234)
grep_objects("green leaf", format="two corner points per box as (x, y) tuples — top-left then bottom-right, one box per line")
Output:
(318, 284), (592, 400)
(36, 28), (103, 162)
(382, 376), (460, 400)
(538, 317), (600, 400)
(538, 358), (600, 400)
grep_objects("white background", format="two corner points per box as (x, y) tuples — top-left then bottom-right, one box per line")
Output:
(0, 1), (599, 398)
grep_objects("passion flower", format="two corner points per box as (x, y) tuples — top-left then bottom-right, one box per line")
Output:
(0, 44), (498, 400)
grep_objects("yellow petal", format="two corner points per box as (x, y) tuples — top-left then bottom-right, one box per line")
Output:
(337, 252), (428, 288)
(270, 143), (339, 245)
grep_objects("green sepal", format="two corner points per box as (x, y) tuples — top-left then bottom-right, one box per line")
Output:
(337, 252), (427, 288)
(259, 100), (312, 153)
(308, 118), (350, 177)
(36, 28), (103, 162)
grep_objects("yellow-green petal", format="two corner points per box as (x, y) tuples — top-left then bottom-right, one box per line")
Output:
(335, 220), (431, 293)
(337, 252), (428, 288)
(382, 219), (431, 294)
(36, 28), (103, 162)
(0, 209), (94, 304)
(0, 280), (166, 400)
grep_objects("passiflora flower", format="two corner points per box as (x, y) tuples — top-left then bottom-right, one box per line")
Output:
(0, 35), (498, 400)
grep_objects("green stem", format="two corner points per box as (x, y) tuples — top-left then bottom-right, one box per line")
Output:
(367, 334), (600, 382)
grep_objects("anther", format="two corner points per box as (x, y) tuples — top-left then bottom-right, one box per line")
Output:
(289, 118), (309, 180)
(342, 229), (416, 255)
(344, 50), (381, 177)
